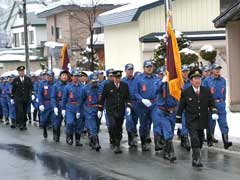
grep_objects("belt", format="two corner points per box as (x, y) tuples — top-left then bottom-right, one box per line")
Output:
(68, 101), (78, 105)
(159, 106), (177, 113)
(43, 99), (50, 102)
(150, 98), (156, 103)
(85, 104), (98, 107)
(214, 98), (224, 103)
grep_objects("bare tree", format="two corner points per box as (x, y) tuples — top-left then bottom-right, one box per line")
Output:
(64, 0), (107, 71)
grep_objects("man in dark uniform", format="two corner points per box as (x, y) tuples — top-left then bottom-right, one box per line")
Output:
(11, 66), (33, 130)
(176, 68), (218, 167)
(98, 70), (131, 153)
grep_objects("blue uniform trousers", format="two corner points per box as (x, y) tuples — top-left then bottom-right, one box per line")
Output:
(137, 103), (154, 137)
(40, 102), (53, 127)
(125, 101), (138, 133)
(65, 104), (83, 134)
(53, 104), (63, 130)
(1, 97), (9, 117)
(180, 112), (189, 135)
(84, 106), (99, 136)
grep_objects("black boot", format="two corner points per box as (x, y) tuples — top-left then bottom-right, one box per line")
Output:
(141, 136), (150, 151)
(10, 119), (16, 128)
(28, 113), (32, 124)
(177, 128), (181, 139)
(53, 129), (57, 142)
(146, 130), (152, 144)
(89, 136), (95, 148)
(55, 128), (60, 142)
(43, 127), (48, 139)
(212, 134), (218, 143)
(192, 148), (203, 167)
(5, 117), (9, 125)
(222, 134), (232, 149)
(154, 135), (162, 151)
(114, 139), (122, 154)
(163, 140), (176, 162)
(128, 132), (137, 147)
(95, 135), (101, 152)
(75, 133), (82, 146)
(33, 109), (38, 122)
(207, 133), (213, 147)
(66, 134), (73, 145)
(180, 135), (191, 151)
(0, 115), (3, 122)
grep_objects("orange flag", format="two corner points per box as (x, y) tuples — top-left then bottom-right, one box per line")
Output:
(166, 19), (183, 100)
(61, 43), (70, 70)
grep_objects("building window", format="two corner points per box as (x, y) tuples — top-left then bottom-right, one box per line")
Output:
(13, 33), (20, 47)
(94, 27), (104, 34)
(28, 31), (34, 44)
(56, 27), (62, 40)
(21, 32), (25, 45)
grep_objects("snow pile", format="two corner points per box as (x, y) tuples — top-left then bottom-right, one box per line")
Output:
(37, 0), (132, 14)
(100, 0), (159, 16)
(180, 48), (198, 56)
(200, 44), (215, 52)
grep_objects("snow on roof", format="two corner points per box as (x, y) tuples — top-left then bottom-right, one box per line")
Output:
(180, 48), (198, 56)
(37, 0), (132, 14)
(1, 70), (18, 77)
(100, 0), (158, 16)
(44, 41), (64, 48)
(0, 49), (33, 55)
(200, 44), (215, 52)
(86, 33), (104, 45)
(0, 54), (38, 62)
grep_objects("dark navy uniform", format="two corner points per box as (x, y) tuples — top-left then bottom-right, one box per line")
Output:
(99, 70), (131, 153)
(11, 66), (33, 130)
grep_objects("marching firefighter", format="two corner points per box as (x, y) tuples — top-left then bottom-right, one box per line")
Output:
(51, 70), (69, 142)
(80, 73), (102, 151)
(61, 69), (83, 146)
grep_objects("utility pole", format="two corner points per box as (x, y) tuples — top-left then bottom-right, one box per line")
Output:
(23, 0), (29, 74)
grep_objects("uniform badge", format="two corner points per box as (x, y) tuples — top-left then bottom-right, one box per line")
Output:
(142, 84), (147, 92)
(88, 96), (92, 102)
(44, 86), (48, 89)
(57, 91), (62, 97)
(44, 89), (48, 96)
(210, 87), (215, 94)
(69, 92), (74, 99)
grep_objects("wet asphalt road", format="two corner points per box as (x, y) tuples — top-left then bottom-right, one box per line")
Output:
(0, 122), (240, 180)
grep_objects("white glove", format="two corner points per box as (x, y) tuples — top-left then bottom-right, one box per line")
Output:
(97, 111), (102, 119)
(141, 98), (152, 107)
(76, 112), (80, 119)
(36, 98), (39, 103)
(212, 113), (219, 120)
(62, 110), (66, 117)
(126, 107), (131, 116)
(32, 94), (35, 100)
(54, 107), (58, 116)
(162, 75), (167, 83)
(39, 105), (45, 112)
(10, 99), (14, 105)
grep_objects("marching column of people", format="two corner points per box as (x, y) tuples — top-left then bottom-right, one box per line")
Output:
(0, 62), (233, 168)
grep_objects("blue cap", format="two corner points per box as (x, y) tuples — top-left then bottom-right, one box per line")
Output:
(45, 70), (54, 76)
(59, 70), (69, 76)
(201, 65), (210, 72)
(71, 69), (80, 76)
(156, 66), (166, 74)
(134, 71), (141, 77)
(89, 73), (99, 82)
(143, 60), (153, 67)
(181, 64), (189, 71)
(106, 68), (114, 76)
(211, 63), (222, 70)
(125, 63), (134, 70)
